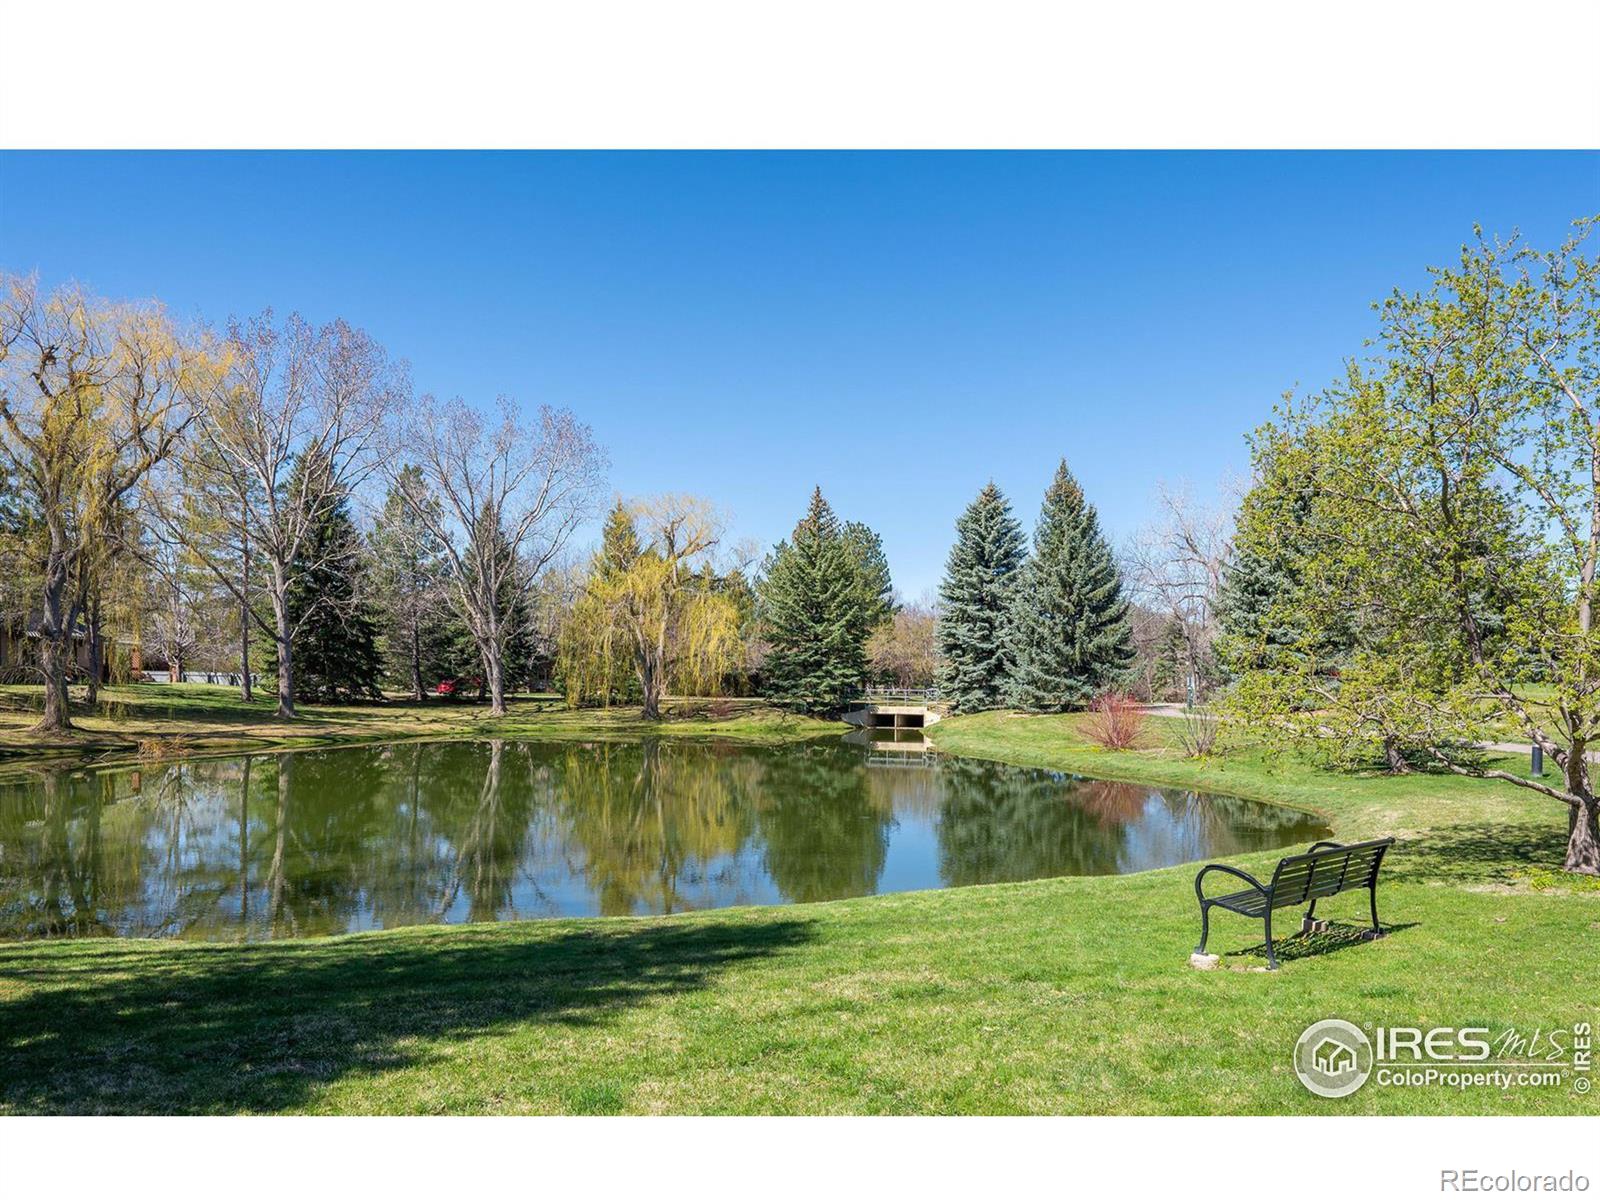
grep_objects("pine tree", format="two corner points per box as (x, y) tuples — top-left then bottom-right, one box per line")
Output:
(758, 488), (874, 713)
(935, 482), (1026, 712)
(1005, 459), (1134, 712)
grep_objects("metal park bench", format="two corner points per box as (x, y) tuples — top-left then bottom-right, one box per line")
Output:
(1194, 837), (1395, 969)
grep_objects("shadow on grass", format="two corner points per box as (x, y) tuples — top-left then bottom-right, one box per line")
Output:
(1389, 823), (1570, 886)
(1223, 920), (1420, 966)
(0, 916), (815, 1114)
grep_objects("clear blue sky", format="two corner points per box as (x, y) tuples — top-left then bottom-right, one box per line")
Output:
(2, 151), (1596, 598)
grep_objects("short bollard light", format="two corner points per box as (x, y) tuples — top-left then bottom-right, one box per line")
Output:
(1531, 743), (1543, 777)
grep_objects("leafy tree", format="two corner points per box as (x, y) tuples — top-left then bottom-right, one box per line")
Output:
(561, 496), (743, 718)
(0, 277), (197, 731)
(869, 603), (940, 688)
(936, 482), (1026, 710)
(1227, 221), (1600, 874)
(1004, 459), (1134, 712)
(758, 488), (881, 713)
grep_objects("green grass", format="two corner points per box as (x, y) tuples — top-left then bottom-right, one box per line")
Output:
(0, 683), (842, 775)
(0, 700), (1596, 1114)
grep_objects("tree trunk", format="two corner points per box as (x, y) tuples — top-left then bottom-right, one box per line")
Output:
(1566, 796), (1600, 876)
(486, 650), (505, 716)
(1382, 735), (1409, 775)
(276, 633), (295, 717)
(239, 531), (253, 703)
(269, 573), (296, 718)
(33, 553), (73, 734)
(409, 616), (423, 702)
(85, 596), (103, 707)
(35, 636), (72, 733)
(639, 647), (663, 720)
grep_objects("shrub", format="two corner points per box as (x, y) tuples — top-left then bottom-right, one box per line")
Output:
(1082, 691), (1148, 750)
(1176, 706), (1223, 758)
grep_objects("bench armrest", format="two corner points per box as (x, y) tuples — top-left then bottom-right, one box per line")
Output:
(1306, 840), (1346, 853)
(1195, 863), (1268, 901)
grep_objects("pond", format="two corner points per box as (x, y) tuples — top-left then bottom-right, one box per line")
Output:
(0, 737), (1328, 940)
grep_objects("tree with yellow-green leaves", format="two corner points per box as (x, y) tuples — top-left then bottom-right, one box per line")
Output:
(561, 495), (745, 719)
(0, 276), (203, 733)
(1225, 219), (1600, 876)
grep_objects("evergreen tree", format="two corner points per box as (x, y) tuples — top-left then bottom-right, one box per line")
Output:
(370, 467), (453, 699)
(935, 482), (1026, 711)
(258, 457), (382, 702)
(1213, 437), (1354, 680)
(598, 499), (641, 577)
(1004, 459), (1134, 712)
(758, 488), (874, 713)
(1149, 613), (1189, 701)
(840, 520), (895, 633)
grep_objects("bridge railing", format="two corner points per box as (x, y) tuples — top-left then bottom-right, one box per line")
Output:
(857, 686), (943, 703)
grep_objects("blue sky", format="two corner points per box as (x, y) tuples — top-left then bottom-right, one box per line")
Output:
(2, 151), (1596, 598)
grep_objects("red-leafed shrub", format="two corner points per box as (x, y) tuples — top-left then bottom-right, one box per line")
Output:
(1081, 691), (1148, 750)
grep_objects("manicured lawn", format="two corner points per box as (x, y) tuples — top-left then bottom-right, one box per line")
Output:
(0, 701), (1595, 1114)
(0, 683), (840, 772)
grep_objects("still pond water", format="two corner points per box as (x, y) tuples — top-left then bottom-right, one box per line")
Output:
(0, 736), (1327, 940)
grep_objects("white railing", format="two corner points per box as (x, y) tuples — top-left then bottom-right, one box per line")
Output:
(859, 686), (942, 702)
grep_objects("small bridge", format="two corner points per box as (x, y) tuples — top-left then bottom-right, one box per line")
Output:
(843, 687), (948, 731)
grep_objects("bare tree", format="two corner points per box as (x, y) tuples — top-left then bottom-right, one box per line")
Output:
(0, 276), (196, 733)
(867, 601), (940, 688)
(1125, 483), (1233, 703)
(165, 312), (401, 718)
(142, 529), (203, 683)
(390, 395), (605, 716)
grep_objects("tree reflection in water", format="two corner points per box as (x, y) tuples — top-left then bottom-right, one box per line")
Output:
(0, 738), (1327, 940)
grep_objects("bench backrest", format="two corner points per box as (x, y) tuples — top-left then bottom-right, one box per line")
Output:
(1266, 838), (1394, 908)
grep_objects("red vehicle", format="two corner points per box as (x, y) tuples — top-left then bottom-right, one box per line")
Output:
(434, 678), (483, 699)
(435, 679), (458, 697)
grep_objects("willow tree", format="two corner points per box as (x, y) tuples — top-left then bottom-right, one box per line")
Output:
(0, 277), (198, 732)
(562, 495), (743, 719)
(1228, 220), (1600, 875)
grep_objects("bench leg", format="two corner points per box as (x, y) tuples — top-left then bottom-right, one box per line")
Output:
(1263, 910), (1279, 970)
(1301, 897), (1321, 935)
(1195, 902), (1210, 955)
(1368, 886), (1383, 938)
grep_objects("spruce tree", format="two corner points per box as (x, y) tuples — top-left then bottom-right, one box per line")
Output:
(840, 520), (895, 632)
(259, 460), (382, 702)
(1004, 460), (1134, 712)
(935, 482), (1026, 711)
(758, 488), (872, 713)
(371, 467), (453, 699)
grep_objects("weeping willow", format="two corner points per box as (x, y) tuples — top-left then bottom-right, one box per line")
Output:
(558, 498), (745, 718)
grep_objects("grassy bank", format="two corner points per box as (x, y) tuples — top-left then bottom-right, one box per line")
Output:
(0, 683), (842, 772)
(0, 704), (1596, 1115)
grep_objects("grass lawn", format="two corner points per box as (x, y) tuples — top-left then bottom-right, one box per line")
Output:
(0, 683), (841, 773)
(0, 697), (1596, 1114)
